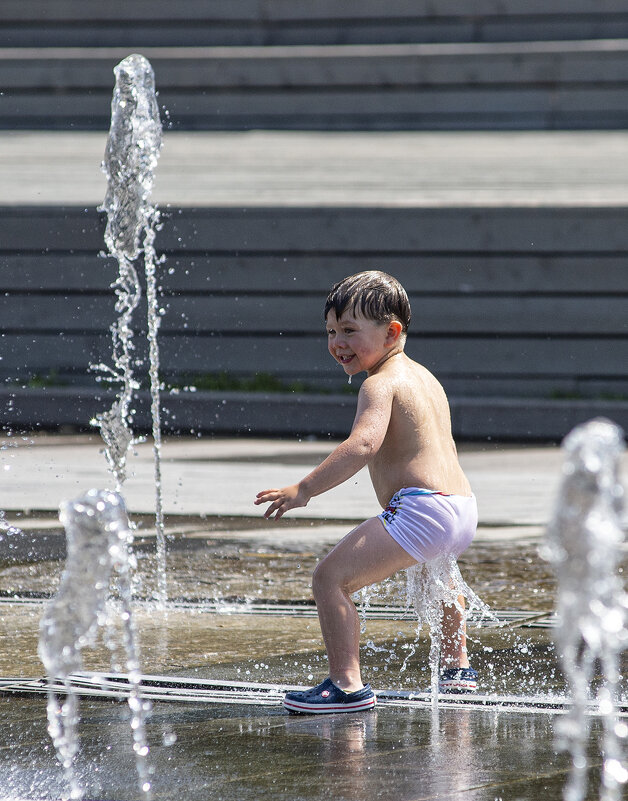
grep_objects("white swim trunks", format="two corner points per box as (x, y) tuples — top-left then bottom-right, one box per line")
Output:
(378, 488), (477, 563)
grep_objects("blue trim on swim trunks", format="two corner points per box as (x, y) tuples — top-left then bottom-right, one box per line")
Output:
(380, 488), (453, 527)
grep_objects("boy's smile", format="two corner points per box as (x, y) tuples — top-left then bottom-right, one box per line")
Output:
(325, 309), (402, 377)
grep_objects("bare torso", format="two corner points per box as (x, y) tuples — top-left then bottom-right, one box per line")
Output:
(367, 353), (472, 507)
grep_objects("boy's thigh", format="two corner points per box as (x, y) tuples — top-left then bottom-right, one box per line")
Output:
(317, 517), (417, 594)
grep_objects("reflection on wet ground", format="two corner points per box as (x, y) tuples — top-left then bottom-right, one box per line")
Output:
(0, 514), (625, 800)
(0, 695), (602, 801)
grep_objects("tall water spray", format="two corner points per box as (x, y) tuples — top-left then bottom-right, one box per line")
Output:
(92, 53), (167, 603)
(38, 489), (151, 800)
(545, 418), (628, 801)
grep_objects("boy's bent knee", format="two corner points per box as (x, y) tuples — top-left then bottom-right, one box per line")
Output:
(312, 559), (334, 594)
(312, 557), (353, 598)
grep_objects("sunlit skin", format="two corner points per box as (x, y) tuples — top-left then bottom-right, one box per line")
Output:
(255, 308), (473, 692)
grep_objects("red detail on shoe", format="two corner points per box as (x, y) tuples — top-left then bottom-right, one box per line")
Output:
(321, 690), (330, 697)
(284, 697), (376, 713)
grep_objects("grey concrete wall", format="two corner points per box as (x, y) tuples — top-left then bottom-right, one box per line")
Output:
(3, 3), (627, 130)
(3, 42), (628, 131)
(3, 1), (628, 47)
(3, 387), (628, 442)
(1, 204), (627, 440)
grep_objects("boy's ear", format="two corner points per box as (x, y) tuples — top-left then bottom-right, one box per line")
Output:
(386, 320), (403, 344)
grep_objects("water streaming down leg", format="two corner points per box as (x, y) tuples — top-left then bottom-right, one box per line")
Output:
(92, 53), (167, 602)
(358, 556), (495, 700)
(545, 418), (628, 801)
(38, 489), (151, 800)
(406, 555), (495, 705)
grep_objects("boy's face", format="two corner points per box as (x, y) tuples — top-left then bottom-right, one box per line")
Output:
(325, 308), (399, 377)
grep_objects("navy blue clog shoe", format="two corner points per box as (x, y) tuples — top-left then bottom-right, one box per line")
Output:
(283, 678), (376, 714)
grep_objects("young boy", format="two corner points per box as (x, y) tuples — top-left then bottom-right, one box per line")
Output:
(255, 271), (478, 713)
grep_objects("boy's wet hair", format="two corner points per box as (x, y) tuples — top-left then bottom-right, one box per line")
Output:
(324, 271), (411, 333)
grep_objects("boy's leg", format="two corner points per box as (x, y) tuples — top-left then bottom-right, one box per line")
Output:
(441, 595), (470, 669)
(312, 516), (417, 693)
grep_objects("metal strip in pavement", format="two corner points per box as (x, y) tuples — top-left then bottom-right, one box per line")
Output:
(0, 595), (556, 627)
(1, 673), (624, 716)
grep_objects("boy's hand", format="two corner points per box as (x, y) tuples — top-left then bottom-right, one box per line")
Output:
(254, 484), (308, 520)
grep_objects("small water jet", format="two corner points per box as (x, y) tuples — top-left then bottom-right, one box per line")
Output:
(545, 417), (628, 801)
(358, 553), (495, 703)
(38, 489), (151, 800)
(92, 53), (167, 603)
(405, 555), (494, 703)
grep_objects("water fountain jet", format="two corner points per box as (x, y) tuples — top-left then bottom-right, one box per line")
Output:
(38, 489), (151, 800)
(545, 417), (628, 801)
(92, 53), (166, 603)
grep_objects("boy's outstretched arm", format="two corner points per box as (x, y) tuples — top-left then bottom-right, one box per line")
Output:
(255, 377), (392, 519)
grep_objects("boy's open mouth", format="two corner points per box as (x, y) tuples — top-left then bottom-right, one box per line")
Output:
(338, 355), (354, 365)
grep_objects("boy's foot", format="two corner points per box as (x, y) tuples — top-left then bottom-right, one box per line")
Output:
(439, 667), (478, 694)
(283, 678), (376, 714)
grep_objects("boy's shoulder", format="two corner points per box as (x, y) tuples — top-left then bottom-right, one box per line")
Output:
(362, 354), (438, 398)
(368, 352), (425, 381)
(360, 355), (426, 393)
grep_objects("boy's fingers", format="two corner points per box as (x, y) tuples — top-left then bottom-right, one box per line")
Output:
(255, 489), (279, 504)
(264, 505), (283, 520)
(262, 498), (287, 519)
(256, 489), (293, 520)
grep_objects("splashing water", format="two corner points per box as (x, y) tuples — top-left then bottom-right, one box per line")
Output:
(0, 509), (22, 541)
(358, 554), (494, 702)
(406, 555), (494, 704)
(92, 53), (167, 603)
(143, 221), (167, 605)
(100, 55), (162, 261)
(38, 489), (151, 800)
(545, 418), (628, 801)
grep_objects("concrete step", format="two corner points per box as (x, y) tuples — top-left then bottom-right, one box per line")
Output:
(3, 1), (628, 47)
(1, 202), (627, 442)
(2, 131), (626, 440)
(3, 387), (628, 443)
(2, 40), (628, 130)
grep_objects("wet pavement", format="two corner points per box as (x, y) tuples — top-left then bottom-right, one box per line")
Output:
(0, 693), (596, 801)
(0, 432), (605, 524)
(0, 433), (626, 800)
